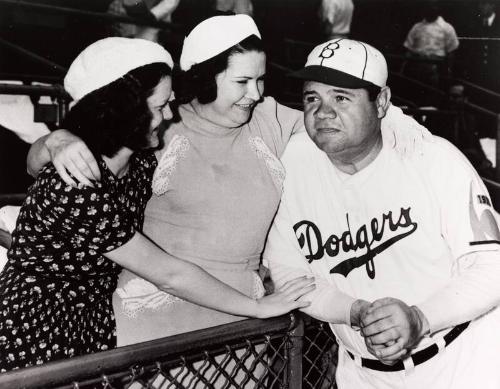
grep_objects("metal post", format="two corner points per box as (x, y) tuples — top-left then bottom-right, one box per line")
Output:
(286, 312), (304, 389)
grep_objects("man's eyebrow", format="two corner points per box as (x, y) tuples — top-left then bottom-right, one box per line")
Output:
(232, 73), (266, 80)
(303, 90), (317, 96)
(329, 88), (356, 96)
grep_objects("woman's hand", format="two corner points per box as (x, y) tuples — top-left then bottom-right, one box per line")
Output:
(254, 276), (315, 318)
(45, 129), (101, 187)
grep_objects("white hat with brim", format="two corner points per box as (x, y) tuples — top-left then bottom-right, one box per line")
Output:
(64, 37), (174, 102)
(179, 14), (261, 71)
(290, 38), (388, 89)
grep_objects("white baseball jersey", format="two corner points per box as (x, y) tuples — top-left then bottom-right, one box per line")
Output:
(264, 132), (500, 388)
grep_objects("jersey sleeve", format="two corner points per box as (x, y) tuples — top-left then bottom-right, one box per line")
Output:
(263, 171), (355, 325)
(35, 165), (137, 254)
(417, 139), (500, 332)
(433, 141), (500, 258)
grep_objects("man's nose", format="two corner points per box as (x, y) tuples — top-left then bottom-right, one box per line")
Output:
(317, 102), (337, 119)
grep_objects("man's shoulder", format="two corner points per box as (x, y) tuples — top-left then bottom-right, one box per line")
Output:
(407, 134), (475, 172)
(281, 132), (325, 173)
(283, 132), (320, 157)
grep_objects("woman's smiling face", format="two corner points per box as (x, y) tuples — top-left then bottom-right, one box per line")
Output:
(201, 50), (266, 128)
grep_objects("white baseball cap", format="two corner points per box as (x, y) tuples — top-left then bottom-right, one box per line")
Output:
(64, 37), (174, 101)
(179, 14), (261, 71)
(291, 38), (388, 88)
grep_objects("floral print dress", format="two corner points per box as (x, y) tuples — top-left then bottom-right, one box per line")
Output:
(0, 151), (156, 372)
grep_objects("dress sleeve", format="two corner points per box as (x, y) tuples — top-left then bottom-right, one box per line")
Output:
(35, 165), (137, 254)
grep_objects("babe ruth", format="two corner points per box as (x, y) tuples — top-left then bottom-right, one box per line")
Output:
(264, 39), (500, 389)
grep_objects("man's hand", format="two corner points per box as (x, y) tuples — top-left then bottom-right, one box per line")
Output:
(360, 297), (429, 364)
(45, 130), (101, 187)
(350, 299), (371, 328)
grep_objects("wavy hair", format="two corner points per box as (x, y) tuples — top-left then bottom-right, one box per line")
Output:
(62, 62), (172, 158)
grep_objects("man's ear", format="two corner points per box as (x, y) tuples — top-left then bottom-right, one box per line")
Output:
(376, 86), (391, 119)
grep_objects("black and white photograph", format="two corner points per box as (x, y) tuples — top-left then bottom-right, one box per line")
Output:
(0, 1), (499, 388)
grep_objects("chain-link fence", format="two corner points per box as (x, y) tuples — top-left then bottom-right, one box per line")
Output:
(0, 313), (338, 389)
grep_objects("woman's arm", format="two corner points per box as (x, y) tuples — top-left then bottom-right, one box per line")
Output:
(106, 233), (315, 318)
(27, 134), (50, 177)
(27, 130), (101, 186)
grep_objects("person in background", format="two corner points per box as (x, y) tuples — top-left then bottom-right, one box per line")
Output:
(0, 37), (313, 372)
(462, 1), (500, 92)
(403, 2), (459, 90)
(109, 0), (180, 42)
(264, 38), (500, 389)
(318, 0), (354, 39)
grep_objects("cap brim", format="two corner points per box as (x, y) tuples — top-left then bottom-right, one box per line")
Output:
(289, 65), (377, 89)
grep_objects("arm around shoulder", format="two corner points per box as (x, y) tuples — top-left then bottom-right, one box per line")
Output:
(27, 129), (100, 187)
(27, 134), (51, 177)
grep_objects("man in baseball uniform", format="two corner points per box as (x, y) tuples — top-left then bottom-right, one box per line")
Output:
(263, 38), (500, 388)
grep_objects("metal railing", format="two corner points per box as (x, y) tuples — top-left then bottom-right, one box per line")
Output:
(0, 313), (337, 389)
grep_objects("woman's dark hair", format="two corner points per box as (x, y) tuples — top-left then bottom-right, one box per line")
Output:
(174, 34), (264, 105)
(62, 62), (171, 158)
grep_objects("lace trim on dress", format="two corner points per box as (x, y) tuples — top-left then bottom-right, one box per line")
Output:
(248, 136), (285, 191)
(152, 134), (190, 196)
(116, 278), (183, 318)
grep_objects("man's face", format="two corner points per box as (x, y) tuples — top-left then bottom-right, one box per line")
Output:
(302, 81), (387, 161)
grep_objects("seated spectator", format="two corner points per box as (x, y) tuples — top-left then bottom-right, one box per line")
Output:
(403, 3), (459, 89)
